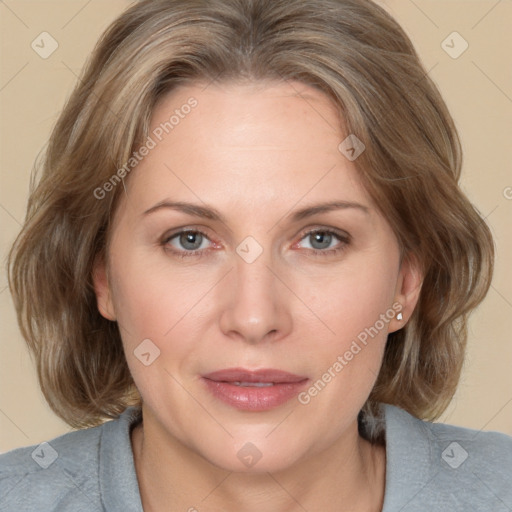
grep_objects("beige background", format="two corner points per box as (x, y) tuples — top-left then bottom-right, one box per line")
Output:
(1, 0), (511, 452)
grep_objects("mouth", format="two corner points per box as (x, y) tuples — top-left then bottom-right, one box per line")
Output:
(201, 368), (309, 411)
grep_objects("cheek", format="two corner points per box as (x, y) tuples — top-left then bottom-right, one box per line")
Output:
(295, 255), (398, 397)
(109, 245), (203, 337)
(108, 263), (197, 408)
(300, 253), (398, 341)
(108, 249), (220, 379)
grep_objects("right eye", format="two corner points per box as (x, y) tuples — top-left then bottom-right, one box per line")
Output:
(162, 229), (217, 258)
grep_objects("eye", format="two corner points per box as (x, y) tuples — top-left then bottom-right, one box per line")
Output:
(295, 229), (350, 255)
(161, 227), (349, 259)
(163, 229), (213, 255)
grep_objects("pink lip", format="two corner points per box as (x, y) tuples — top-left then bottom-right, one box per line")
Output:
(202, 368), (309, 411)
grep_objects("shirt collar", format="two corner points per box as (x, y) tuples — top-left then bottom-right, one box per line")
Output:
(99, 406), (144, 512)
(381, 404), (437, 511)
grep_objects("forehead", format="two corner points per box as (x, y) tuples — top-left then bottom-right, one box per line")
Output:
(150, 80), (345, 154)
(116, 80), (372, 220)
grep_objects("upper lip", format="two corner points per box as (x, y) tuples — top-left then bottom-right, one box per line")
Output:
(202, 368), (308, 384)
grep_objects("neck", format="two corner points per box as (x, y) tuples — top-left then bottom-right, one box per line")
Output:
(131, 406), (386, 512)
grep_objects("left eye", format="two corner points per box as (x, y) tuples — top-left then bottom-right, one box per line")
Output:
(297, 230), (344, 251)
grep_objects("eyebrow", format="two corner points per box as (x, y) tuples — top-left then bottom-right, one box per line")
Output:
(142, 200), (370, 223)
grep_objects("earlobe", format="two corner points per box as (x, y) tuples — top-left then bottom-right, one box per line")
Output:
(92, 253), (116, 321)
(389, 253), (423, 332)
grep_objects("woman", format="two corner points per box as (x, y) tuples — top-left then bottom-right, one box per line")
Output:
(2, 0), (511, 510)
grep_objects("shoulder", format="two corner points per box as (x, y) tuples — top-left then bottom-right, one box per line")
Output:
(426, 412), (512, 470)
(382, 404), (512, 512)
(0, 407), (141, 512)
(0, 422), (104, 512)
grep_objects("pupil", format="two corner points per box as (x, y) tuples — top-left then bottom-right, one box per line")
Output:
(180, 232), (202, 250)
(311, 232), (331, 250)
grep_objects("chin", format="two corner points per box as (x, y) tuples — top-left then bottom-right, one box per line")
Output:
(193, 434), (310, 474)
(209, 450), (301, 474)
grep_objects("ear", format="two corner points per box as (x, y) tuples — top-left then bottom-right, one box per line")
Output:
(92, 253), (116, 321)
(388, 252), (423, 333)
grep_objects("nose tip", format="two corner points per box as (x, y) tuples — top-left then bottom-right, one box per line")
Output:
(218, 255), (292, 345)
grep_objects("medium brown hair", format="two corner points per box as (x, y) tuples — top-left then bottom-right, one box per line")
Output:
(8, 0), (494, 429)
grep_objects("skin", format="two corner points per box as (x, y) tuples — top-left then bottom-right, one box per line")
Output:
(93, 80), (423, 512)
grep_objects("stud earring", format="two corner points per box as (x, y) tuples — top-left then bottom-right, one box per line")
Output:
(396, 312), (403, 321)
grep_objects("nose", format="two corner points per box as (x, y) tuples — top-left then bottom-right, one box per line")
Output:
(218, 251), (293, 345)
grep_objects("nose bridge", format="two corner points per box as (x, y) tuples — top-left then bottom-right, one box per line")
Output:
(218, 245), (292, 343)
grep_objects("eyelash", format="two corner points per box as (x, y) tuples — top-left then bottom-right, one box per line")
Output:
(161, 227), (350, 259)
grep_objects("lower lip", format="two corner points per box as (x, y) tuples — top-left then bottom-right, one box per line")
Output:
(202, 378), (308, 411)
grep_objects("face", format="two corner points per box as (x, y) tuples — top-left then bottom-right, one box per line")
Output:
(94, 80), (421, 473)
